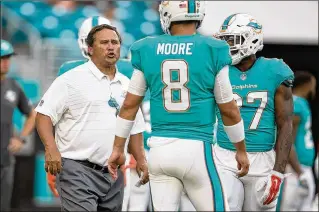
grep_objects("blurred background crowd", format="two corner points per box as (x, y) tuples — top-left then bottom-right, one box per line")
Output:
(1, 0), (318, 211)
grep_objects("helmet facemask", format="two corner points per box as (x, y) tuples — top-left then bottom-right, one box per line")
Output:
(217, 29), (263, 65)
(78, 36), (90, 59)
(159, 10), (172, 35)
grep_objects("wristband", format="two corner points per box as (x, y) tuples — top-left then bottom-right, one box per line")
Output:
(223, 119), (245, 143)
(115, 116), (135, 139)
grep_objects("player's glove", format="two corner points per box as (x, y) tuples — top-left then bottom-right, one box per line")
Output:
(47, 172), (59, 197)
(256, 170), (289, 205)
(126, 154), (137, 170)
(298, 172), (310, 197)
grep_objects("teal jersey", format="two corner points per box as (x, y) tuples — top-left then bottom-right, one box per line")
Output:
(57, 60), (88, 76)
(116, 59), (134, 79)
(293, 96), (315, 167)
(130, 34), (232, 143)
(216, 57), (294, 152)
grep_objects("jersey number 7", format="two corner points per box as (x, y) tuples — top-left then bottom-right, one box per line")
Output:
(233, 92), (268, 130)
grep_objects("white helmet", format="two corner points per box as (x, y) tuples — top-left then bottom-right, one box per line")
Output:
(159, 1), (206, 34)
(78, 16), (111, 58)
(216, 13), (263, 65)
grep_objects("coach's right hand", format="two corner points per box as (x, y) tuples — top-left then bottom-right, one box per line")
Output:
(108, 147), (126, 180)
(45, 146), (62, 176)
(235, 150), (250, 177)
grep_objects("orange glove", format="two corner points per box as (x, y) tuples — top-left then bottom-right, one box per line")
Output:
(120, 154), (138, 186)
(47, 172), (59, 197)
(126, 154), (137, 169)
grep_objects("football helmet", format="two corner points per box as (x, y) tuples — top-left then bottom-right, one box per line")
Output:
(216, 13), (263, 65)
(78, 16), (111, 58)
(159, 1), (206, 34)
(1, 39), (15, 57)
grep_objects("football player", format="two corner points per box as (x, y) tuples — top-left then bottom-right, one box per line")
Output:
(108, 1), (250, 211)
(280, 71), (316, 211)
(214, 13), (294, 211)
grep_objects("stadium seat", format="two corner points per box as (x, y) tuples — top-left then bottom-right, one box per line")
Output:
(3, 1), (162, 57)
(12, 78), (41, 132)
(34, 153), (57, 205)
(112, 1), (162, 57)
(17, 2), (52, 23)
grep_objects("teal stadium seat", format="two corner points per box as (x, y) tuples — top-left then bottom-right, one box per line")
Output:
(1, 16), (7, 28)
(2, 1), (24, 9)
(2, 2), (100, 40)
(113, 1), (162, 57)
(3, 1), (162, 57)
(3, 2), (51, 43)
(34, 153), (57, 205)
(14, 2), (51, 22)
(11, 77), (40, 132)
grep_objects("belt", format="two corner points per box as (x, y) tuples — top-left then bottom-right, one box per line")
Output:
(75, 160), (109, 173)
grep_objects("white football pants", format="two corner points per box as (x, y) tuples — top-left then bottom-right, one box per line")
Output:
(127, 150), (152, 211)
(147, 136), (228, 211)
(180, 191), (196, 211)
(122, 155), (131, 211)
(213, 144), (278, 211)
(280, 165), (315, 211)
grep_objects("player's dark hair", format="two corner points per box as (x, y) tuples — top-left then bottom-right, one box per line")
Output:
(86, 24), (122, 48)
(293, 71), (314, 90)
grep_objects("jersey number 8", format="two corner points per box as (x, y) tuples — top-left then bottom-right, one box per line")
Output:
(161, 60), (190, 112)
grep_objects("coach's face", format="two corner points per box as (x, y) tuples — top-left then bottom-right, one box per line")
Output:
(91, 28), (121, 66)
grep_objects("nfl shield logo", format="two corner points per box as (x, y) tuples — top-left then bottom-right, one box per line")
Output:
(240, 73), (247, 81)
